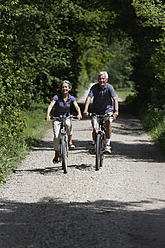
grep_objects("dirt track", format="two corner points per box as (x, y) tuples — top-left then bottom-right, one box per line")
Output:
(0, 86), (165, 248)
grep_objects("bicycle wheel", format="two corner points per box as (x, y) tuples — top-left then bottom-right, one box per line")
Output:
(96, 133), (101, 171)
(61, 135), (68, 173)
(100, 134), (104, 168)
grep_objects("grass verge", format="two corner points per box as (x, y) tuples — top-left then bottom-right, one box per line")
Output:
(0, 103), (51, 183)
(122, 91), (165, 155)
(115, 87), (134, 101)
(21, 103), (51, 148)
(140, 106), (165, 154)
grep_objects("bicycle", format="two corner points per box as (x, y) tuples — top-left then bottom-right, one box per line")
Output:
(48, 115), (76, 173)
(90, 113), (113, 171)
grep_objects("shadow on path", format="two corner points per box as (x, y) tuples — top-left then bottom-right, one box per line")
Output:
(0, 198), (165, 248)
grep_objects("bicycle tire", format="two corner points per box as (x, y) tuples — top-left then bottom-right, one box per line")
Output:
(100, 134), (104, 168)
(61, 135), (68, 173)
(96, 133), (101, 171)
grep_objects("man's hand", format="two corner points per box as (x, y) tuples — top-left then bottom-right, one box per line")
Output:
(113, 111), (118, 120)
(83, 110), (88, 117)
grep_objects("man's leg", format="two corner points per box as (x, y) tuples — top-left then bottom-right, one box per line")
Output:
(105, 120), (111, 139)
(92, 128), (97, 143)
(105, 120), (112, 153)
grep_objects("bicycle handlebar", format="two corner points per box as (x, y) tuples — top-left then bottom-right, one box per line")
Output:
(89, 113), (113, 118)
(45, 115), (77, 121)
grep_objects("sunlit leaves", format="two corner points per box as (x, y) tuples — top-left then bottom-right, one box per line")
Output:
(132, 0), (165, 28)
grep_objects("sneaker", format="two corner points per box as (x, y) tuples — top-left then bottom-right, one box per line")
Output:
(53, 157), (59, 163)
(104, 145), (112, 154)
(69, 144), (75, 150)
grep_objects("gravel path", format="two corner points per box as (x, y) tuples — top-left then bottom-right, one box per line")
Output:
(0, 86), (165, 248)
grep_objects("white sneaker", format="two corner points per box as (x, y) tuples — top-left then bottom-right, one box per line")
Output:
(104, 145), (112, 154)
(69, 144), (75, 150)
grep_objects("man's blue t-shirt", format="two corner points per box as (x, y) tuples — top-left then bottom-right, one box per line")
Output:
(88, 83), (116, 114)
(53, 93), (76, 117)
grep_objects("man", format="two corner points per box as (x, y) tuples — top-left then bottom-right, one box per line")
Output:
(83, 71), (119, 154)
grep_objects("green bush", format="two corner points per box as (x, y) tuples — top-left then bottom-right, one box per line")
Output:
(141, 105), (165, 152)
(0, 102), (51, 183)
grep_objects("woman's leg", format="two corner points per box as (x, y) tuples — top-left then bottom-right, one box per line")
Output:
(52, 120), (61, 161)
(65, 118), (74, 148)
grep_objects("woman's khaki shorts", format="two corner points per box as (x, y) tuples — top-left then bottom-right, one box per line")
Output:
(52, 118), (72, 151)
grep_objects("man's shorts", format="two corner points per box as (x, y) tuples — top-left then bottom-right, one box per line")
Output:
(91, 112), (113, 129)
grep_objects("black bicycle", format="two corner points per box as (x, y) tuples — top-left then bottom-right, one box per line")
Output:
(90, 113), (113, 171)
(50, 115), (76, 173)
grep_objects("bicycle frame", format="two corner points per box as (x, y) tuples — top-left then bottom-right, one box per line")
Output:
(51, 115), (70, 173)
(90, 113), (113, 171)
(95, 115), (106, 170)
(58, 118), (68, 165)
(51, 115), (76, 173)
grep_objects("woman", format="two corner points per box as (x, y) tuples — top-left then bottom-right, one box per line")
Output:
(46, 80), (82, 163)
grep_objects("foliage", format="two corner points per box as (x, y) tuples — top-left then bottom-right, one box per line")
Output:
(21, 103), (51, 147)
(130, 0), (165, 151)
(131, 0), (165, 107)
(116, 88), (135, 102)
(0, 103), (50, 183)
(0, 54), (27, 182)
(2, 0), (108, 102)
(105, 36), (136, 89)
(141, 104), (165, 153)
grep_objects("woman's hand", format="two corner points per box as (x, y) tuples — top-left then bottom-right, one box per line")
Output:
(46, 115), (51, 121)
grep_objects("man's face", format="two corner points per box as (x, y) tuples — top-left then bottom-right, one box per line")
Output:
(98, 74), (107, 89)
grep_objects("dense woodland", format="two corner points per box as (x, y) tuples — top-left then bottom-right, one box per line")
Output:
(0, 0), (165, 181)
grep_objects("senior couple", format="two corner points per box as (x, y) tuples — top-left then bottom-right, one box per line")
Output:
(46, 71), (119, 163)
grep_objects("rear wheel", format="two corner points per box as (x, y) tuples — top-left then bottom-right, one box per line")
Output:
(96, 133), (101, 171)
(61, 135), (68, 173)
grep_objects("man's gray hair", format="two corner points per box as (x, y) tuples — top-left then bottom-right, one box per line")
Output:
(98, 71), (108, 80)
(61, 80), (72, 90)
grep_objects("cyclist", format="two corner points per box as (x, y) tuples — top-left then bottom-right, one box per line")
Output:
(46, 80), (82, 163)
(83, 71), (119, 154)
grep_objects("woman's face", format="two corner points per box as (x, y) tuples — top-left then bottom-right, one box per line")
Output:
(61, 82), (70, 94)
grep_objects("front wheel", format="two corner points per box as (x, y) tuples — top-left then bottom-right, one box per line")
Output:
(61, 135), (68, 173)
(96, 133), (101, 171)
(100, 134), (104, 168)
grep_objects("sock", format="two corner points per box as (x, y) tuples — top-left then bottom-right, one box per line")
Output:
(92, 140), (95, 145)
(106, 138), (111, 146)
